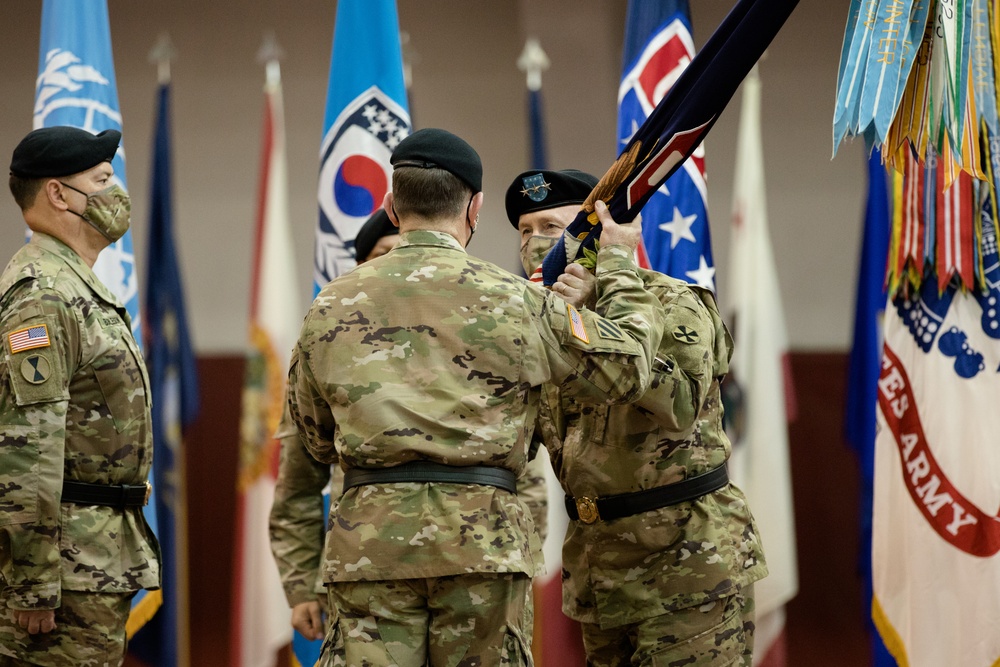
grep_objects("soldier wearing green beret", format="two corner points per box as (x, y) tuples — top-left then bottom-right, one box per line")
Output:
(507, 168), (768, 667)
(269, 209), (551, 646)
(0, 126), (160, 666)
(286, 128), (664, 666)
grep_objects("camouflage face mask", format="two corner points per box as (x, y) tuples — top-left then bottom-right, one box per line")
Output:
(519, 235), (558, 276)
(61, 182), (131, 242)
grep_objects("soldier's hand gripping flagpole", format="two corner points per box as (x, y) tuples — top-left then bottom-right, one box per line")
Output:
(541, 0), (800, 286)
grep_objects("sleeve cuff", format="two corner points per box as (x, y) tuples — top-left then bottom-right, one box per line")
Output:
(595, 245), (638, 276)
(3, 582), (60, 610)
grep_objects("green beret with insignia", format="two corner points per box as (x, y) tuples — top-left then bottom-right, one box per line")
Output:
(10, 126), (121, 178)
(391, 128), (482, 193)
(504, 169), (599, 228)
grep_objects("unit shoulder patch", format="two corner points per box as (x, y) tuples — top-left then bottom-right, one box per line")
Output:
(20, 354), (51, 384)
(596, 318), (625, 342)
(672, 325), (699, 344)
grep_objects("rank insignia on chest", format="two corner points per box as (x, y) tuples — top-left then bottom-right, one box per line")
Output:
(672, 325), (699, 344)
(567, 303), (590, 344)
(8, 324), (51, 353)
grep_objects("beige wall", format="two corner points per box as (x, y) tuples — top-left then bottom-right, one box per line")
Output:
(0, 0), (865, 353)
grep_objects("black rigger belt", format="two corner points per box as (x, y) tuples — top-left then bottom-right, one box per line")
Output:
(343, 461), (518, 494)
(565, 465), (729, 524)
(61, 480), (151, 508)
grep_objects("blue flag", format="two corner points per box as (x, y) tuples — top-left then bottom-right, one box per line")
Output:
(844, 149), (896, 667)
(35, 0), (158, 631)
(131, 83), (200, 667)
(529, 87), (548, 171)
(618, 0), (715, 289)
(541, 0), (799, 286)
(36, 0), (142, 342)
(314, 0), (411, 293)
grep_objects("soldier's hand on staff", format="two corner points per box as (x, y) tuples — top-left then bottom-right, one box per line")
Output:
(291, 600), (324, 640)
(553, 263), (596, 309)
(595, 200), (642, 251)
(15, 609), (56, 634)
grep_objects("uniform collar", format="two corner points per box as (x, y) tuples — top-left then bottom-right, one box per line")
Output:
(29, 232), (124, 309)
(396, 229), (467, 253)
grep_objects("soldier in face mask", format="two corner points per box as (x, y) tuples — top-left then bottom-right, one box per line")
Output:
(506, 169), (767, 667)
(0, 126), (159, 667)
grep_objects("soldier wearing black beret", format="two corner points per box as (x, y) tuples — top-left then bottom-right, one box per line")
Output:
(353, 209), (399, 263)
(0, 126), (159, 667)
(506, 164), (767, 667)
(286, 127), (660, 667)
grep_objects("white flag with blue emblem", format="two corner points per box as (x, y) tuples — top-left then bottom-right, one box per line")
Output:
(34, 0), (157, 636)
(314, 0), (411, 293)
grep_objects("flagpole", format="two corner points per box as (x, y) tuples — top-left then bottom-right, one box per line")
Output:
(518, 36), (549, 92)
(258, 30), (284, 87)
(518, 37), (549, 172)
(149, 32), (176, 85)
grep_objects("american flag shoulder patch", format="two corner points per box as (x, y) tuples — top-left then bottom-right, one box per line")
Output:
(8, 324), (51, 354)
(567, 304), (590, 344)
(596, 318), (625, 342)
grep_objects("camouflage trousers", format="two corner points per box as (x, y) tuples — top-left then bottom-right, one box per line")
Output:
(581, 584), (755, 667)
(321, 572), (533, 667)
(0, 589), (133, 667)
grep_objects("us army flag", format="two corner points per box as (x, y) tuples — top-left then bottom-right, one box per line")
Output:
(234, 56), (296, 667)
(873, 263), (1000, 666)
(726, 68), (798, 667)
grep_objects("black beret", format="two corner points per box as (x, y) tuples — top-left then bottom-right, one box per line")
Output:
(10, 126), (121, 178)
(390, 128), (482, 192)
(354, 208), (398, 262)
(504, 169), (599, 228)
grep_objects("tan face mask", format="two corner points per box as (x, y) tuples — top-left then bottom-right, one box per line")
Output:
(519, 235), (559, 276)
(61, 182), (131, 242)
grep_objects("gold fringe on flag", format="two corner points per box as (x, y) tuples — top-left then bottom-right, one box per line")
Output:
(125, 589), (163, 639)
(582, 140), (643, 223)
(872, 595), (913, 667)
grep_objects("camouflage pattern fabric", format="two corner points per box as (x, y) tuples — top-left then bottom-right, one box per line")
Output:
(0, 234), (159, 654)
(581, 584), (755, 667)
(269, 420), (550, 608)
(0, 589), (132, 666)
(320, 572), (532, 667)
(287, 229), (663, 586)
(535, 269), (767, 638)
(269, 405), (333, 608)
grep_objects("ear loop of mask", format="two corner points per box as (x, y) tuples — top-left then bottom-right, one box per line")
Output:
(465, 194), (477, 244)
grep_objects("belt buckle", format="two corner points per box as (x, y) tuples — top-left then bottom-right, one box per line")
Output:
(143, 481), (152, 506)
(575, 497), (600, 524)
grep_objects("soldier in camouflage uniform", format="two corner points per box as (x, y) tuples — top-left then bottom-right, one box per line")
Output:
(269, 210), (552, 643)
(506, 169), (768, 667)
(0, 127), (160, 666)
(286, 128), (663, 667)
